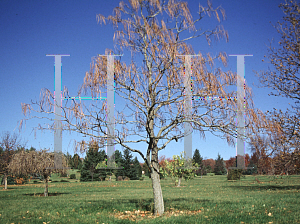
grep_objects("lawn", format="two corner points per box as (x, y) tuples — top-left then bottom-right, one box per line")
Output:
(0, 174), (299, 223)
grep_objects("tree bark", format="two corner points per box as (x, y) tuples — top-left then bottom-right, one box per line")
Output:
(150, 148), (164, 216)
(177, 177), (182, 187)
(4, 173), (7, 190)
(44, 176), (48, 197)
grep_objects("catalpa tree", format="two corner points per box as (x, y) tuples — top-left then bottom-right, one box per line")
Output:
(21, 0), (260, 215)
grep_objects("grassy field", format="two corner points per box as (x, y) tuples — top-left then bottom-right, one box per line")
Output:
(0, 173), (299, 223)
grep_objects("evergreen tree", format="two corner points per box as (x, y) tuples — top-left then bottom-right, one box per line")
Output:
(80, 142), (106, 182)
(122, 148), (135, 179)
(73, 153), (82, 169)
(26, 146), (36, 152)
(243, 160), (258, 175)
(113, 150), (125, 178)
(214, 153), (227, 175)
(65, 152), (73, 168)
(131, 157), (142, 180)
(192, 149), (204, 176)
(142, 162), (151, 178)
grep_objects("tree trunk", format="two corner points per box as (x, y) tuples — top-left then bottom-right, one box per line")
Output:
(150, 149), (164, 216)
(4, 173), (8, 190)
(44, 176), (49, 197)
(151, 169), (164, 216)
(177, 177), (182, 187)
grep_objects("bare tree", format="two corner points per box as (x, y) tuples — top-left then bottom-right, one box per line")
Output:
(261, 109), (300, 175)
(8, 150), (68, 196)
(254, 0), (300, 175)
(0, 132), (24, 190)
(20, 0), (258, 215)
(258, 0), (300, 104)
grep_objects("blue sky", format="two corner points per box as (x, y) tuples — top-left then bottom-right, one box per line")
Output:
(0, 0), (291, 162)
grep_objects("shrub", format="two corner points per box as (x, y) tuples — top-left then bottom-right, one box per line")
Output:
(15, 177), (24, 185)
(207, 173), (215, 176)
(139, 177), (144, 181)
(69, 174), (76, 179)
(227, 169), (244, 180)
(124, 176), (130, 181)
(117, 176), (123, 181)
(60, 173), (68, 177)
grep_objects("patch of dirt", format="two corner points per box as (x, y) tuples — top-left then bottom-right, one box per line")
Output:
(110, 208), (203, 221)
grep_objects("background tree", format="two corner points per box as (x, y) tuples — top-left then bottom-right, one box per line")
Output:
(225, 156), (236, 171)
(122, 148), (136, 179)
(203, 158), (215, 174)
(163, 152), (198, 187)
(243, 153), (258, 175)
(132, 156), (143, 180)
(214, 153), (227, 175)
(142, 162), (151, 178)
(258, 0), (300, 103)
(65, 152), (73, 168)
(192, 149), (204, 177)
(80, 140), (106, 182)
(72, 153), (83, 170)
(158, 155), (173, 179)
(253, 0), (300, 174)
(248, 136), (274, 175)
(273, 149), (300, 175)
(225, 153), (252, 174)
(8, 149), (68, 196)
(0, 132), (24, 190)
(21, 0), (259, 215)
(27, 146), (36, 152)
(113, 149), (125, 179)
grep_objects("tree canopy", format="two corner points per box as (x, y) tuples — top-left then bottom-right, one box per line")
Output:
(20, 0), (260, 216)
(8, 149), (68, 196)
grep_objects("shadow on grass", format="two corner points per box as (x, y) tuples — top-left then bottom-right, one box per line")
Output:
(23, 192), (71, 197)
(0, 187), (19, 191)
(80, 197), (212, 213)
(226, 184), (300, 191)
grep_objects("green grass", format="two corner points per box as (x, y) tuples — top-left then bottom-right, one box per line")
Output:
(0, 174), (300, 223)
